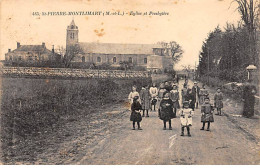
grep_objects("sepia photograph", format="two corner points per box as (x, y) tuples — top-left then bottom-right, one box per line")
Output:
(0, 0), (259, 165)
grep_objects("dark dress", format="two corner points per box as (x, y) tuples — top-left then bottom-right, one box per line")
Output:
(130, 101), (142, 122)
(201, 103), (214, 122)
(184, 90), (195, 110)
(165, 85), (173, 92)
(214, 92), (223, 108)
(159, 98), (174, 121)
(243, 83), (257, 117)
(170, 90), (180, 109)
(192, 86), (200, 103)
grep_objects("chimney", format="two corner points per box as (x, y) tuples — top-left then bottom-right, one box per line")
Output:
(42, 42), (45, 48)
(17, 42), (20, 48)
(8, 49), (11, 52)
(52, 45), (54, 53)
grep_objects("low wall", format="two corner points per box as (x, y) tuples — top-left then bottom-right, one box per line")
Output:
(0, 67), (151, 79)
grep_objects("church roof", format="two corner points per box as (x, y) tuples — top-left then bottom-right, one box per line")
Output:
(78, 42), (161, 55)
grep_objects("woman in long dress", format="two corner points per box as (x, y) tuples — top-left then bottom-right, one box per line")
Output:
(140, 85), (150, 117)
(157, 83), (167, 117)
(170, 84), (180, 118)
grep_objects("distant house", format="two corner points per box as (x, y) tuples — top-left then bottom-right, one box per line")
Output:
(66, 19), (173, 71)
(5, 42), (60, 64)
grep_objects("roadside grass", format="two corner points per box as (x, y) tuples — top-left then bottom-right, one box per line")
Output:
(0, 77), (151, 164)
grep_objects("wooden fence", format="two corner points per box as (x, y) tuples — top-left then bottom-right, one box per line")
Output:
(0, 67), (151, 79)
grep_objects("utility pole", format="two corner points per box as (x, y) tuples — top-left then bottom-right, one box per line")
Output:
(195, 61), (196, 80)
(207, 47), (210, 84)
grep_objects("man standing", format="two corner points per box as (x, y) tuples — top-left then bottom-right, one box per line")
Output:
(242, 80), (257, 118)
(192, 82), (200, 109)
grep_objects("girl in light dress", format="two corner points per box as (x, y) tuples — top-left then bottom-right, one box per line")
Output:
(128, 85), (140, 110)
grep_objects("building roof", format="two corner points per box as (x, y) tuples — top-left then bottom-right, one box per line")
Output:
(8, 44), (59, 56)
(78, 42), (161, 55)
(12, 45), (46, 52)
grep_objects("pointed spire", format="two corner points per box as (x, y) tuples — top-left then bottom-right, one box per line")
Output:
(70, 19), (75, 26)
(68, 18), (77, 29)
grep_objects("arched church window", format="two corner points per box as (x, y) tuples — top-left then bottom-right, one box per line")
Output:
(82, 56), (85, 62)
(128, 57), (132, 63)
(97, 57), (101, 62)
(144, 58), (147, 64)
(71, 25), (74, 29)
(113, 57), (117, 63)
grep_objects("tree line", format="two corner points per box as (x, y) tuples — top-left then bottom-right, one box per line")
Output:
(197, 0), (259, 82)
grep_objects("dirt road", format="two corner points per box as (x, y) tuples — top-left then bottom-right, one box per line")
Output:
(8, 79), (258, 165)
(74, 80), (260, 165)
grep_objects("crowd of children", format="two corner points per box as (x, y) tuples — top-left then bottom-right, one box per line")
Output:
(128, 79), (224, 136)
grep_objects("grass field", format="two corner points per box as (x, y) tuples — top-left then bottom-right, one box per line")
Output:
(0, 76), (152, 164)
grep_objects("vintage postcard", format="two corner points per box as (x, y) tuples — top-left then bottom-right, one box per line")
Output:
(0, 0), (259, 165)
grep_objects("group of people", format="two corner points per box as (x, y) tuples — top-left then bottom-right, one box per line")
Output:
(128, 79), (224, 136)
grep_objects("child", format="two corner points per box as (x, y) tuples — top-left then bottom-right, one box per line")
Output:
(128, 85), (140, 110)
(214, 88), (223, 116)
(184, 88), (196, 111)
(159, 92), (174, 130)
(181, 84), (188, 104)
(200, 97), (214, 131)
(130, 96), (142, 130)
(158, 83), (167, 117)
(179, 101), (194, 137)
(170, 84), (180, 118)
(199, 84), (209, 104)
(140, 85), (150, 117)
(149, 83), (158, 111)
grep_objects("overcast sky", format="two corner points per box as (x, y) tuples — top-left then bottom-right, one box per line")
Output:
(0, 0), (241, 70)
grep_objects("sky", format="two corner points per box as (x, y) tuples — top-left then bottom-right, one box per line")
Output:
(0, 0), (241, 70)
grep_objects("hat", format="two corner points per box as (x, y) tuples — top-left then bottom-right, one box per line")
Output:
(183, 101), (189, 106)
(163, 91), (169, 97)
(194, 81), (198, 84)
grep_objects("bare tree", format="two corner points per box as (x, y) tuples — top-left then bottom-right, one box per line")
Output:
(157, 41), (183, 64)
(55, 45), (66, 58)
(232, 0), (259, 32)
(232, 0), (259, 64)
(64, 44), (83, 68)
(182, 64), (193, 73)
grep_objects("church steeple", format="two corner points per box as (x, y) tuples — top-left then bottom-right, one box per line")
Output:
(66, 19), (79, 47)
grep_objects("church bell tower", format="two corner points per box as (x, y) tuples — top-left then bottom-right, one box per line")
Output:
(66, 19), (79, 47)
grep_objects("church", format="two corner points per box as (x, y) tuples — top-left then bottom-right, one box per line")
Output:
(66, 19), (173, 71)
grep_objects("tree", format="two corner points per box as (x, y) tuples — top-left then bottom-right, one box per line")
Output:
(157, 41), (183, 64)
(64, 44), (83, 68)
(233, 0), (259, 32)
(182, 65), (192, 73)
(56, 45), (66, 58)
(232, 0), (259, 65)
